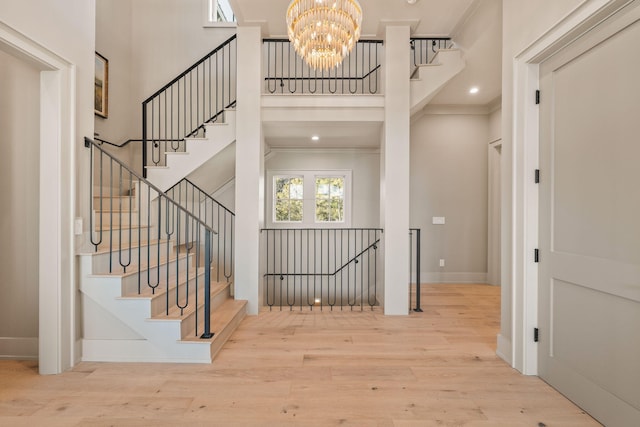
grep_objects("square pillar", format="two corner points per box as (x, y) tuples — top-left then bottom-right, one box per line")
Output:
(234, 26), (263, 314)
(382, 26), (411, 315)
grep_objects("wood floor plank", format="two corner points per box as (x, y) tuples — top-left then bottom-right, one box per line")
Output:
(0, 284), (601, 426)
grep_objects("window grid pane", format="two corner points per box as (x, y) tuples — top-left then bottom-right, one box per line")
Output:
(275, 176), (303, 222)
(315, 176), (345, 223)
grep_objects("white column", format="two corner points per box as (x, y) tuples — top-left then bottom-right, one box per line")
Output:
(234, 26), (263, 315)
(382, 26), (411, 315)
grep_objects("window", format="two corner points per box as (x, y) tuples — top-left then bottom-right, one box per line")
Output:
(203, 0), (236, 26)
(267, 170), (352, 227)
(315, 177), (345, 222)
(274, 176), (304, 222)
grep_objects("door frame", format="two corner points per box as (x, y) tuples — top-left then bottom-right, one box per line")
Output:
(0, 22), (76, 374)
(510, 0), (635, 374)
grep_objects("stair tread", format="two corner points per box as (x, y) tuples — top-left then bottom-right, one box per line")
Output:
(181, 299), (247, 343)
(121, 269), (218, 299)
(148, 281), (230, 320)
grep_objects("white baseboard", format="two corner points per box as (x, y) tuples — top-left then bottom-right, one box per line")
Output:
(0, 337), (38, 360)
(417, 272), (488, 284)
(82, 339), (211, 364)
(496, 333), (512, 365)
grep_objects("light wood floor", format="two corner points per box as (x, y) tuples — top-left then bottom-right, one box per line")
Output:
(0, 284), (600, 426)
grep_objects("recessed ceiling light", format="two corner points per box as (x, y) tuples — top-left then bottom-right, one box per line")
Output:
(407, 0), (417, 4)
(311, 135), (320, 141)
(469, 87), (479, 94)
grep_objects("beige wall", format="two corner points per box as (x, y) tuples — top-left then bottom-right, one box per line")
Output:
(0, 49), (40, 355)
(95, 0), (137, 169)
(410, 112), (489, 282)
(500, 0), (586, 353)
(0, 0), (96, 367)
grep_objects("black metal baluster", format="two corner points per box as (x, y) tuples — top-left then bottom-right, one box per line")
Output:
(415, 228), (422, 312)
(409, 229), (414, 311)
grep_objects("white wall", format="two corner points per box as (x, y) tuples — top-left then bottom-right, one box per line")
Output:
(500, 0), (586, 363)
(487, 107), (502, 286)
(410, 112), (489, 283)
(0, 49), (40, 359)
(130, 0), (236, 111)
(489, 106), (502, 143)
(265, 149), (380, 228)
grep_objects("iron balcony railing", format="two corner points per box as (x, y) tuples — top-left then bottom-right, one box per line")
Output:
(86, 137), (219, 338)
(410, 37), (453, 67)
(166, 178), (234, 285)
(263, 39), (383, 95)
(409, 228), (423, 312)
(261, 228), (383, 311)
(142, 34), (237, 177)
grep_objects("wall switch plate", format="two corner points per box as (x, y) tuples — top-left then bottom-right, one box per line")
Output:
(432, 217), (445, 225)
(74, 218), (83, 235)
(439, 259), (445, 267)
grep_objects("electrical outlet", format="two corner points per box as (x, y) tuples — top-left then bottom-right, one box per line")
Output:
(439, 259), (445, 267)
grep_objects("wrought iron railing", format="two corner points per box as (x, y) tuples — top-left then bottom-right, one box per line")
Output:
(409, 228), (423, 312)
(263, 39), (383, 95)
(142, 34), (237, 177)
(410, 37), (453, 67)
(261, 228), (383, 311)
(166, 178), (234, 285)
(86, 137), (218, 338)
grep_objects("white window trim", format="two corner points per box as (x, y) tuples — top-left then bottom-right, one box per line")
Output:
(202, 0), (237, 28)
(266, 170), (353, 228)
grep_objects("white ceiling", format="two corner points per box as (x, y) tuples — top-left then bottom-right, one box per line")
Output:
(263, 121), (382, 148)
(231, 0), (502, 146)
(229, 0), (477, 38)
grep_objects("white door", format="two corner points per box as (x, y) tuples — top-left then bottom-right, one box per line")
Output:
(538, 2), (640, 426)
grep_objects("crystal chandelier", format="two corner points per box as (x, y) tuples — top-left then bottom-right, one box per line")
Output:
(286, 0), (363, 70)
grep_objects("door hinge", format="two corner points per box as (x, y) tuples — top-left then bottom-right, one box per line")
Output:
(534, 249), (539, 263)
(534, 327), (539, 342)
(535, 90), (540, 105)
(535, 169), (540, 184)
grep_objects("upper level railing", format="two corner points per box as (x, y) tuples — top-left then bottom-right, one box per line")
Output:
(261, 228), (383, 311)
(411, 37), (453, 68)
(86, 137), (218, 338)
(263, 39), (383, 95)
(142, 34), (237, 177)
(166, 178), (235, 285)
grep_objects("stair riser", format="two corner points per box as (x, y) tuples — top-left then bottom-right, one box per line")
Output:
(148, 272), (207, 317)
(91, 241), (175, 275)
(94, 210), (140, 227)
(93, 196), (136, 211)
(120, 257), (200, 297)
(94, 226), (161, 247)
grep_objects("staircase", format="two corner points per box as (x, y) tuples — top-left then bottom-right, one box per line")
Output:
(410, 48), (465, 116)
(77, 34), (463, 364)
(146, 109), (236, 192)
(79, 140), (246, 363)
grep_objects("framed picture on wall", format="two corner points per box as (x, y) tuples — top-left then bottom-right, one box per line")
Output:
(94, 52), (108, 118)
